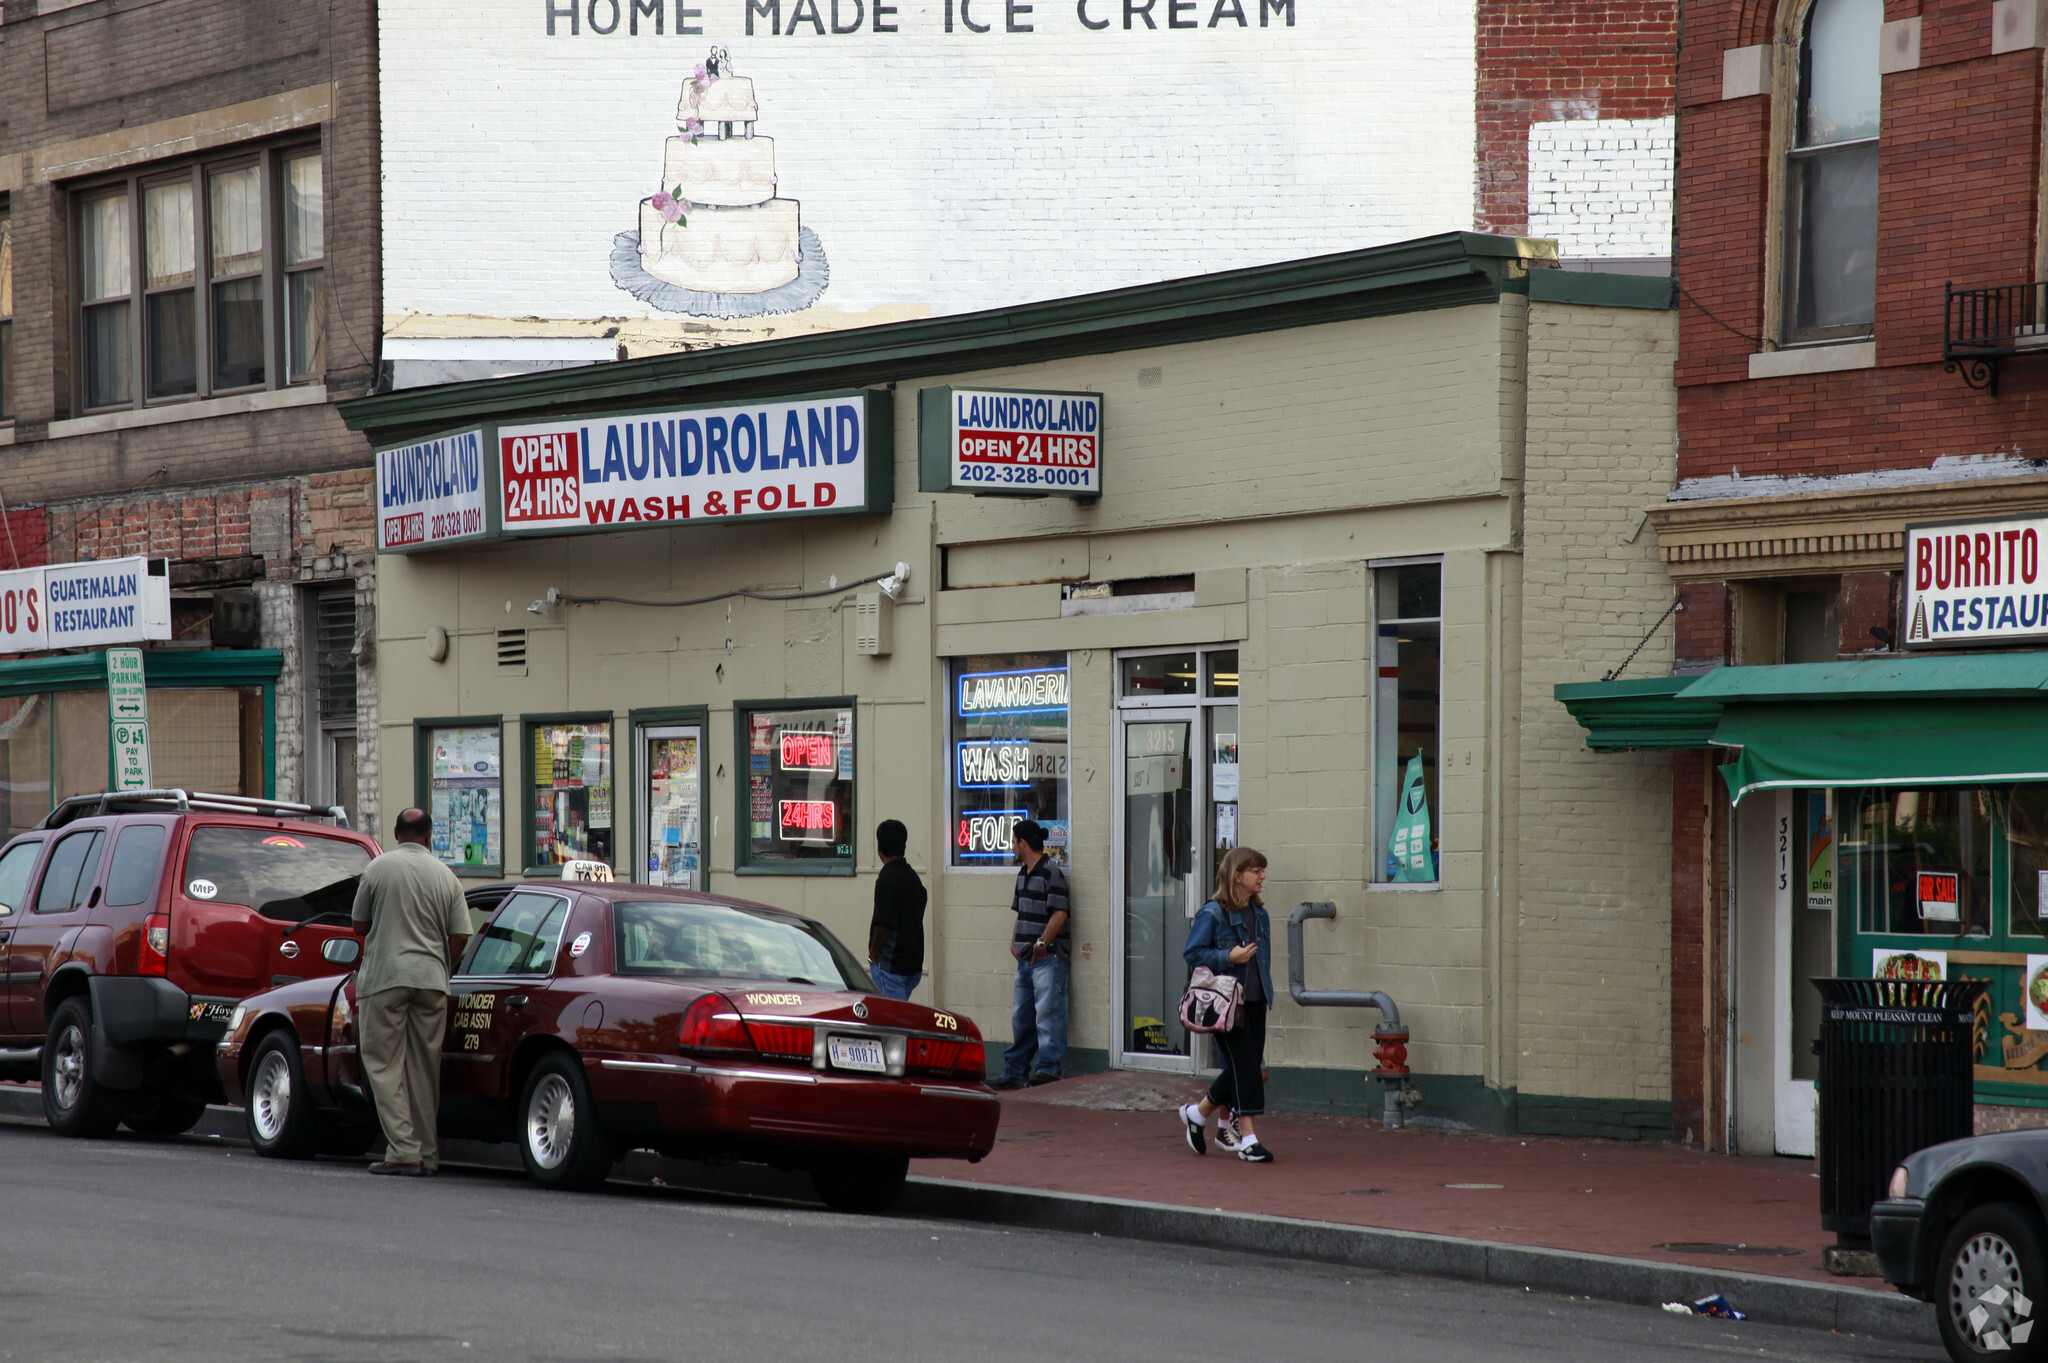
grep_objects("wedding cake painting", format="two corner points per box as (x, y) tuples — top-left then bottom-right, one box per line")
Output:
(610, 51), (829, 318)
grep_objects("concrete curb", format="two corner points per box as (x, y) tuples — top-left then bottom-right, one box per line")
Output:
(893, 1177), (1939, 1345)
(0, 1084), (1939, 1345)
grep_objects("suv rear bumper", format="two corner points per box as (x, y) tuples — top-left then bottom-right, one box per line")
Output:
(90, 976), (235, 1048)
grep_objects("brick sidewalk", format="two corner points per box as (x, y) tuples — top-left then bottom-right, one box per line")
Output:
(912, 1071), (1858, 1290)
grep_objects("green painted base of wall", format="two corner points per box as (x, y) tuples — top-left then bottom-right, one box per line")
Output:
(1513, 1094), (1672, 1142)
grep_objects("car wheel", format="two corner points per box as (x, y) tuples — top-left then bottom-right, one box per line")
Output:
(810, 1154), (910, 1214)
(42, 998), (125, 1138)
(120, 1091), (208, 1137)
(244, 1031), (320, 1160)
(517, 1053), (612, 1191)
(1938, 1202), (2048, 1361)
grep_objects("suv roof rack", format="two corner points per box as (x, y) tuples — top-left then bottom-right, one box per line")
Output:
(41, 790), (351, 830)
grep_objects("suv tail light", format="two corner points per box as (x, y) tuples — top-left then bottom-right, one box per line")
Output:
(140, 913), (170, 976)
(678, 993), (757, 1057)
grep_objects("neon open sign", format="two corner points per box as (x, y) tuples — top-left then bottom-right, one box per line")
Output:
(779, 731), (836, 771)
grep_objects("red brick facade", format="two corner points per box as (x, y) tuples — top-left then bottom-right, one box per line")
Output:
(1475, 0), (1679, 235)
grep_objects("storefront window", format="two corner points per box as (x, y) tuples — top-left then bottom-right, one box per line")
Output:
(2006, 786), (2048, 938)
(527, 718), (613, 868)
(1207, 651), (1238, 888)
(1842, 786), (1993, 936)
(1374, 561), (1441, 883)
(949, 655), (1070, 869)
(420, 721), (502, 872)
(151, 688), (263, 796)
(0, 694), (51, 837)
(738, 700), (854, 871)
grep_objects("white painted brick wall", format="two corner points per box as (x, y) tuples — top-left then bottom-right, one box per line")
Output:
(1526, 117), (1674, 260)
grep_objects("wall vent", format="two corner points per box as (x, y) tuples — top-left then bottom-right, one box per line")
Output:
(853, 591), (893, 656)
(496, 629), (528, 673)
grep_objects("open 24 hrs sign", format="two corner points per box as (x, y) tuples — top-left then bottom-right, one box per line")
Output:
(918, 387), (1101, 497)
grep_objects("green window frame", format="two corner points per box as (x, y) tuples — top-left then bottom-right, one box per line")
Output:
(413, 715), (504, 877)
(520, 712), (617, 873)
(626, 704), (711, 889)
(733, 695), (856, 877)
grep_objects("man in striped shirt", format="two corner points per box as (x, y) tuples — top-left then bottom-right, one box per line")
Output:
(993, 820), (1070, 1090)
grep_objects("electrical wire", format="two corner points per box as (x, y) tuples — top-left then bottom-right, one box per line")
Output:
(557, 567), (897, 609)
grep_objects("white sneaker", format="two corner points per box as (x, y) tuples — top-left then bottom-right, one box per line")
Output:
(1179, 1104), (1206, 1156)
(1214, 1116), (1243, 1152)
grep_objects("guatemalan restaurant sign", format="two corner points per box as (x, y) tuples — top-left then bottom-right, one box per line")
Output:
(375, 392), (892, 552)
(0, 557), (172, 653)
(919, 387), (1102, 497)
(1904, 515), (2048, 646)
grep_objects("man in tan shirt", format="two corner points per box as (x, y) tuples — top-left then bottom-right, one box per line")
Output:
(351, 807), (470, 1176)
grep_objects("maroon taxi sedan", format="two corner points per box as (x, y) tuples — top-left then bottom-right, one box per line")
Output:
(215, 882), (998, 1211)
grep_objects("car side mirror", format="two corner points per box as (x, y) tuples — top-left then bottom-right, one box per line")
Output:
(321, 938), (362, 967)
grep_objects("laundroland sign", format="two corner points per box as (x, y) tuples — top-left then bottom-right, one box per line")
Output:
(373, 391), (892, 553)
(919, 387), (1102, 497)
(1904, 515), (2048, 646)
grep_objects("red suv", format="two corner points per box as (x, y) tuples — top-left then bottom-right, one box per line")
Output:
(0, 789), (379, 1137)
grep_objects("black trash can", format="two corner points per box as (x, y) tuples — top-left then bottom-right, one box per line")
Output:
(1813, 976), (1985, 1239)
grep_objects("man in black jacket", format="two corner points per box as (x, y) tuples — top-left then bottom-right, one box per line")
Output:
(867, 819), (927, 1000)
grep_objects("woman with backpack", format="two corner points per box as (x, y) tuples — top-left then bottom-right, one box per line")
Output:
(1178, 846), (1275, 1163)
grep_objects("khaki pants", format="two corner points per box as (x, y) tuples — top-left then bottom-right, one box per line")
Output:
(360, 987), (448, 1168)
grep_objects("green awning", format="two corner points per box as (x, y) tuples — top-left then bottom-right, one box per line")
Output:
(1712, 699), (2048, 803)
(1554, 651), (2048, 801)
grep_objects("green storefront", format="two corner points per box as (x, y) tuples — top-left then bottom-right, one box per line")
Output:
(1562, 653), (2048, 1150)
(0, 649), (283, 840)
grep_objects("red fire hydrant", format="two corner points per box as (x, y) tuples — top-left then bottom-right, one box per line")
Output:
(1371, 1024), (1411, 1080)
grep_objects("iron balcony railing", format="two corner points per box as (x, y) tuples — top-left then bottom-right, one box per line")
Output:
(1943, 280), (2048, 394)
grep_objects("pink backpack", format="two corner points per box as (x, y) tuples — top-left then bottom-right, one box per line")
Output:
(1179, 967), (1244, 1034)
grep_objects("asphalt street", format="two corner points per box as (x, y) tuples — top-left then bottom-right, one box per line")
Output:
(0, 1118), (1943, 1363)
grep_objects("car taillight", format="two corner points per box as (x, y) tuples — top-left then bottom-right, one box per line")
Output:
(955, 1041), (988, 1082)
(140, 913), (170, 976)
(678, 993), (757, 1056)
(903, 1036), (989, 1081)
(748, 1021), (813, 1061)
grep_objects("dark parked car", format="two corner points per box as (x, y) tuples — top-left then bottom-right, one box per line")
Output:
(0, 789), (374, 1139)
(216, 879), (999, 1211)
(1874, 1129), (2048, 1360)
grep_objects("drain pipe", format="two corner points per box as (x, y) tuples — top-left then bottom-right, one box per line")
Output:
(1287, 901), (1420, 1129)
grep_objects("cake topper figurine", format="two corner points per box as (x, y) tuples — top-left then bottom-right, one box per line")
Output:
(610, 50), (828, 318)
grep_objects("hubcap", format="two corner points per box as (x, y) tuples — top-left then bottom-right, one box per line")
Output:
(1950, 1230), (2034, 1350)
(526, 1074), (575, 1170)
(51, 1024), (86, 1111)
(251, 1049), (292, 1142)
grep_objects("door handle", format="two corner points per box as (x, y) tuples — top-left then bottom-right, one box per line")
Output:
(505, 995), (529, 1008)
(279, 940), (301, 959)
(87, 886), (102, 908)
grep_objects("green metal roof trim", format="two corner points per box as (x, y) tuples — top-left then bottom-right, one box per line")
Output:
(1526, 270), (1675, 311)
(0, 648), (282, 701)
(1679, 653), (2048, 701)
(1553, 675), (1723, 751)
(1556, 651), (2048, 756)
(342, 232), (1550, 446)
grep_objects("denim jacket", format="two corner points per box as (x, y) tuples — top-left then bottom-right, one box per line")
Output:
(1183, 899), (1274, 1011)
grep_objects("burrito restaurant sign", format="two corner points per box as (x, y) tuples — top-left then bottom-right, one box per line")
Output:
(375, 391), (893, 553)
(1904, 515), (2048, 647)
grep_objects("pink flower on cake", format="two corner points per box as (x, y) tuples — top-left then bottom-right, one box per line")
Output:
(791, 246), (804, 264)
(652, 191), (686, 225)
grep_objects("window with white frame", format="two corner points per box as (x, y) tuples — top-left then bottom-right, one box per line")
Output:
(1374, 561), (1440, 884)
(75, 144), (323, 412)
(1784, 0), (1880, 344)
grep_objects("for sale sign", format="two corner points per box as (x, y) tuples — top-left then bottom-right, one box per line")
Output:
(919, 387), (1102, 497)
(1918, 870), (1961, 922)
(497, 391), (889, 536)
(1903, 514), (2048, 647)
(376, 428), (490, 552)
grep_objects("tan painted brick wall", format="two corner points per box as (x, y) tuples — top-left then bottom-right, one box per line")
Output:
(1510, 297), (1678, 1102)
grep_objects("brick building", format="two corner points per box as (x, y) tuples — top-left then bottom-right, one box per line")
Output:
(1563, 0), (2048, 1153)
(0, 0), (381, 831)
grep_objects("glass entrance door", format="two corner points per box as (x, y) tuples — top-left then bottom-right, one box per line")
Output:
(1119, 710), (1198, 1068)
(637, 724), (705, 889)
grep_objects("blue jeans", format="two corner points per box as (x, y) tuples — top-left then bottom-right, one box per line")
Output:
(1001, 952), (1069, 1081)
(869, 965), (922, 1001)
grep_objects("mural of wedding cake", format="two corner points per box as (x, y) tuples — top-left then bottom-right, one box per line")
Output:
(637, 54), (801, 295)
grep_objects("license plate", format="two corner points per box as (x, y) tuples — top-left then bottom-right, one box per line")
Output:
(827, 1035), (887, 1074)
